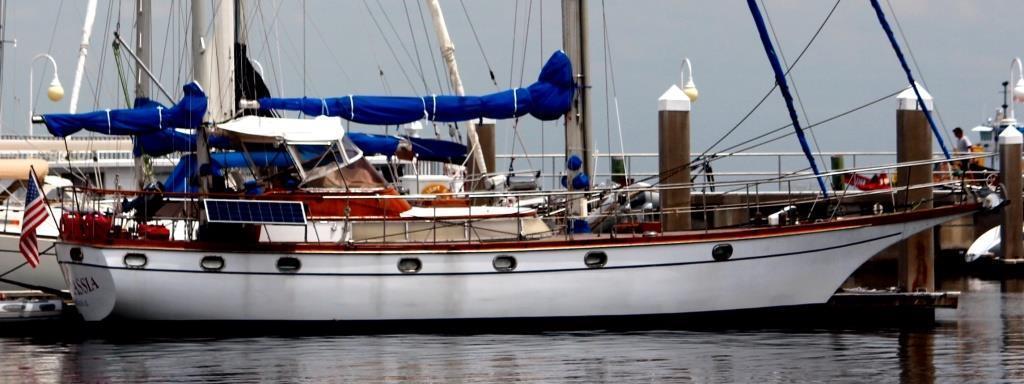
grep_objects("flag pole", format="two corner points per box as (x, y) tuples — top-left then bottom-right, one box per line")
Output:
(29, 165), (62, 236)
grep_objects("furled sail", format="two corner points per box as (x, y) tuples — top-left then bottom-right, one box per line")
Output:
(254, 51), (573, 124)
(41, 82), (208, 137)
(348, 132), (467, 164)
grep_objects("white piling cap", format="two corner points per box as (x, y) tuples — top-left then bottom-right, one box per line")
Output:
(1000, 124), (1023, 145)
(896, 82), (934, 111)
(658, 84), (691, 112)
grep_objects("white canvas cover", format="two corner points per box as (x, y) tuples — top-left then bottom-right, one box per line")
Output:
(215, 115), (346, 144)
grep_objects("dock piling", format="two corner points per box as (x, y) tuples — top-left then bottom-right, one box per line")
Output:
(659, 84), (691, 231)
(895, 84), (934, 292)
(999, 126), (1022, 260)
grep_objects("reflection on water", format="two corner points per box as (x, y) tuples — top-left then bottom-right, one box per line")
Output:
(1, 277), (1023, 383)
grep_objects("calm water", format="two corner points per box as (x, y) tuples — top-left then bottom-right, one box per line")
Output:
(1, 277), (1023, 383)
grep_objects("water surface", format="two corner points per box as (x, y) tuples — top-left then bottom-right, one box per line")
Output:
(1, 277), (1022, 383)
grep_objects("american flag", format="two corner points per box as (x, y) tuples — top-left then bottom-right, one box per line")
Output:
(19, 170), (48, 268)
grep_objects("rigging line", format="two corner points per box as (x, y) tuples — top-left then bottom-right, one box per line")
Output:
(883, 0), (952, 145)
(458, 0), (498, 89)
(602, 0), (627, 182)
(402, 0), (430, 94)
(92, 1), (116, 109)
(302, 0), (306, 98)
(602, 0), (611, 171)
(645, 88), (902, 188)
(508, 0), (520, 89)
(694, 0), (841, 162)
(255, 1), (282, 94)
(712, 88), (904, 167)
(539, 2), (545, 183)
(504, 1), (521, 161)
(516, 0), (533, 88)
(361, 0), (418, 94)
(760, 0), (830, 172)
(415, 0), (446, 94)
(507, 0), (535, 170)
(305, 10), (354, 86)
(375, 0), (429, 93)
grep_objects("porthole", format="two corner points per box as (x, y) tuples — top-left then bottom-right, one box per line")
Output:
(69, 247), (83, 262)
(712, 244), (733, 262)
(397, 258), (422, 274)
(124, 253), (148, 268)
(200, 256), (225, 271)
(493, 255), (517, 272)
(276, 257), (301, 273)
(584, 251), (608, 268)
(2, 304), (25, 311)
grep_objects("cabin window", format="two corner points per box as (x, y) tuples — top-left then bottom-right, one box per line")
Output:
(200, 256), (225, 271)
(39, 304), (57, 311)
(69, 247), (83, 262)
(276, 257), (301, 273)
(493, 256), (517, 272)
(712, 244), (733, 261)
(397, 258), (422, 274)
(124, 253), (148, 268)
(584, 251), (608, 268)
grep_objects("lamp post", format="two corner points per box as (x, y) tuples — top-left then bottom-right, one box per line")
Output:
(28, 53), (63, 136)
(1008, 58), (1024, 122)
(680, 57), (698, 102)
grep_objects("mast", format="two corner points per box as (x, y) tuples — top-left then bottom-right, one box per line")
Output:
(134, 0), (151, 100)
(191, 0), (235, 193)
(425, 0), (488, 176)
(562, 0), (592, 216)
(68, 0), (98, 114)
(0, 0), (8, 134)
(133, 0), (151, 188)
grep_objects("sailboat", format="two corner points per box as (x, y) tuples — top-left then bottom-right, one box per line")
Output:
(42, 0), (986, 323)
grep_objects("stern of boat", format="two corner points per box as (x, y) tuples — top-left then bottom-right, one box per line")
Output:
(56, 242), (116, 321)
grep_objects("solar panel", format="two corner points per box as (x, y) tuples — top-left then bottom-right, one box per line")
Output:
(204, 199), (307, 225)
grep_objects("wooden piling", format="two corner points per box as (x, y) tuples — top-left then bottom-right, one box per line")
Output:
(659, 85), (691, 231)
(1000, 126), (1023, 260)
(895, 84), (934, 292)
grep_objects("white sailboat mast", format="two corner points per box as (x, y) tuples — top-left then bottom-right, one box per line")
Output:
(562, 0), (592, 216)
(68, 0), (98, 114)
(134, 0), (151, 100)
(425, 0), (488, 176)
(191, 0), (235, 193)
(191, 0), (235, 121)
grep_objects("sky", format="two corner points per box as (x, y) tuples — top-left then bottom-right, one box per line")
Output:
(5, 0), (1024, 178)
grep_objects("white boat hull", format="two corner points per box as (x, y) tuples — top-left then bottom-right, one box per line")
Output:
(0, 233), (63, 291)
(57, 210), (965, 322)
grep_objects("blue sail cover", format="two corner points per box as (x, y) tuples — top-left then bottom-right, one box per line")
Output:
(165, 151), (293, 193)
(347, 132), (467, 163)
(256, 51), (573, 124)
(134, 128), (232, 157)
(42, 82), (208, 137)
